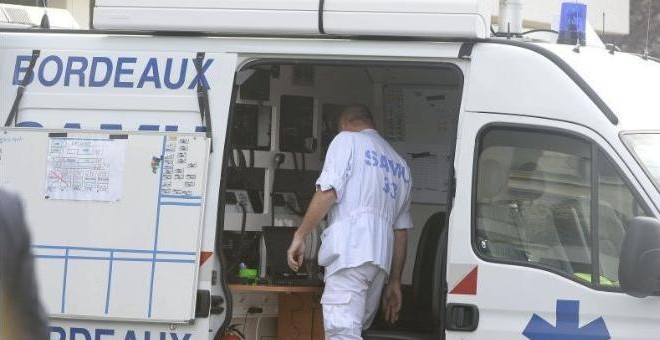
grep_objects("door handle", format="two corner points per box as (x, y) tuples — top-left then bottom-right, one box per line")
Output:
(446, 303), (479, 332)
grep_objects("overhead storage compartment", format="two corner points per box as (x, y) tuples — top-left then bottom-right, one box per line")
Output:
(93, 0), (319, 34)
(323, 0), (490, 38)
(93, 0), (490, 39)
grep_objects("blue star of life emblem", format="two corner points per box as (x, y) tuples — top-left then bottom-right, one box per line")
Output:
(523, 300), (610, 340)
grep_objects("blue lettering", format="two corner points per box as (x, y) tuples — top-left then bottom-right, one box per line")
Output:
(390, 181), (397, 199)
(164, 58), (187, 89)
(38, 55), (63, 87)
(394, 163), (409, 183)
(12, 55), (33, 85)
(11, 55), (215, 89)
(371, 151), (379, 166)
(187, 58), (213, 90)
(50, 326), (66, 340)
(379, 155), (389, 172)
(365, 150), (373, 166)
(115, 57), (137, 88)
(71, 327), (92, 340)
(137, 58), (162, 88)
(64, 56), (88, 87)
(387, 159), (397, 175)
(48, 327), (192, 340)
(89, 57), (113, 87)
(95, 329), (114, 340)
(125, 330), (137, 340)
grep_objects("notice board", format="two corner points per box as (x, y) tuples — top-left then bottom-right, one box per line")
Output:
(0, 128), (210, 323)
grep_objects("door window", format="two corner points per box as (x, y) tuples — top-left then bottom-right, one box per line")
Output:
(474, 127), (648, 289)
(597, 151), (647, 286)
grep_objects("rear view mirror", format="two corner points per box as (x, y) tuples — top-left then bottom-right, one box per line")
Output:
(619, 217), (660, 298)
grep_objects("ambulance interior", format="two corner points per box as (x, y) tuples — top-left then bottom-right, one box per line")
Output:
(221, 62), (462, 338)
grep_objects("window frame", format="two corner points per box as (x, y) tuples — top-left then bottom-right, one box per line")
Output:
(471, 123), (651, 293)
(620, 131), (660, 194)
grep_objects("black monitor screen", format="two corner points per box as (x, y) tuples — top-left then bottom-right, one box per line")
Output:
(262, 227), (297, 277)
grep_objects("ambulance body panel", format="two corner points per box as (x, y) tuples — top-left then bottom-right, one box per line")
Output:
(2, 2), (660, 339)
(93, 0), (489, 38)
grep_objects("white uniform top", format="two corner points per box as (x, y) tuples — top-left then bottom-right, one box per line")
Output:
(316, 129), (413, 278)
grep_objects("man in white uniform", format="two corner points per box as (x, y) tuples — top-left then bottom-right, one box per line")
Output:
(287, 104), (413, 339)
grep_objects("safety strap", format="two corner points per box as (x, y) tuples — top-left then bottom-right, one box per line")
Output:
(194, 52), (213, 152)
(318, 0), (326, 34)
(5, 50), (40, 127)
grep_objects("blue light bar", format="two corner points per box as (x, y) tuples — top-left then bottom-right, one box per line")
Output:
(558, 2), (587, 46)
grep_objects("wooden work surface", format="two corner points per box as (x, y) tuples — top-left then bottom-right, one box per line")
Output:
(229, 284), (325, 340)
(229, 284), (324, 294)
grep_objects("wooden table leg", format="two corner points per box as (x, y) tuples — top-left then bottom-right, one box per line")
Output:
(278, 292), (325, 340)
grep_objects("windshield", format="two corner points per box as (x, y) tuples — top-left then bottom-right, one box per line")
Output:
(624, 133), (660, 191)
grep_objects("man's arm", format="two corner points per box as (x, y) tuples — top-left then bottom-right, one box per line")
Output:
(382, 229), (407, 323)
(286, 189), (337, 272)
(389, 229), (408, 285)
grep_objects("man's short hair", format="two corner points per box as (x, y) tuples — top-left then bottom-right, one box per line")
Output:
(339, 104), (375, 126)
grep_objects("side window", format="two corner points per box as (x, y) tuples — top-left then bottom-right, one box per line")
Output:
(597, 151), (647, 287)
(475, 127), (648, 289)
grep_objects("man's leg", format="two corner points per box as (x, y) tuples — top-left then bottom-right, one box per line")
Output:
(362, 268), (387, 329)
(321, 263), (381, 340)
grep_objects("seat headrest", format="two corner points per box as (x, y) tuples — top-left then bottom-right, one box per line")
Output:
(477, 159), (508, 202)
(509, 162), (546, 202)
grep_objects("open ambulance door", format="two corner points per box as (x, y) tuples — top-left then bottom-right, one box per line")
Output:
(0, 44), (236, 334)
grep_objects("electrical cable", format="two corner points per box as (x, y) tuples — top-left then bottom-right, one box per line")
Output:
(242, 312), (249, 335)
(254, 316), (262, 340)
(271, 153), (285, 227)
(521, 29), (559, 35)
(291, 151), (299, 178)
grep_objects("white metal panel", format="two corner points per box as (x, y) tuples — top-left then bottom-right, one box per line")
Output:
(93, 0), (490, 38)
(95, 0), (318, 10)
(0, 129), (210, 323)
(447, 111), (660, 340)
(325, 0), (488, 13)
(93, 7), (318, 34)
(541, 43), (660, 132)
(93, 0), (318, 33)
(464, 43), (610, 133)
(323, 12), (488, 38)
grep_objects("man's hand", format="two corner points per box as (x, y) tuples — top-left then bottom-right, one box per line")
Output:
(286, 189), (336, 272)
(381, 281), (402, 324)
(287, 234), (305, 272)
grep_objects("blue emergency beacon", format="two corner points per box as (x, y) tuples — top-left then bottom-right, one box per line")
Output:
(557, 2), (587, 46)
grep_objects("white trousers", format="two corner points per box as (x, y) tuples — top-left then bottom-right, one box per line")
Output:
(321, 263), (387, 340)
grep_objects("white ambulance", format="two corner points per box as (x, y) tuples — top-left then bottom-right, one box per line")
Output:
(1, 1), (659, 339)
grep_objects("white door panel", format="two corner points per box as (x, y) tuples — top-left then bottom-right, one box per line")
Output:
(447, 111), (660, 339)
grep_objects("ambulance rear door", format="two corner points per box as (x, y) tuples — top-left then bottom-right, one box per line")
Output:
(0, 34), (236, 329)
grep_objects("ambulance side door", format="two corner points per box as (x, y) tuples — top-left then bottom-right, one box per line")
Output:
(446, 112), (660, 340)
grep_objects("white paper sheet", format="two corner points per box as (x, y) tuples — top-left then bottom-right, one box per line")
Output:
(392, 142), (449, 204)
(45, 138), (127, 202)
